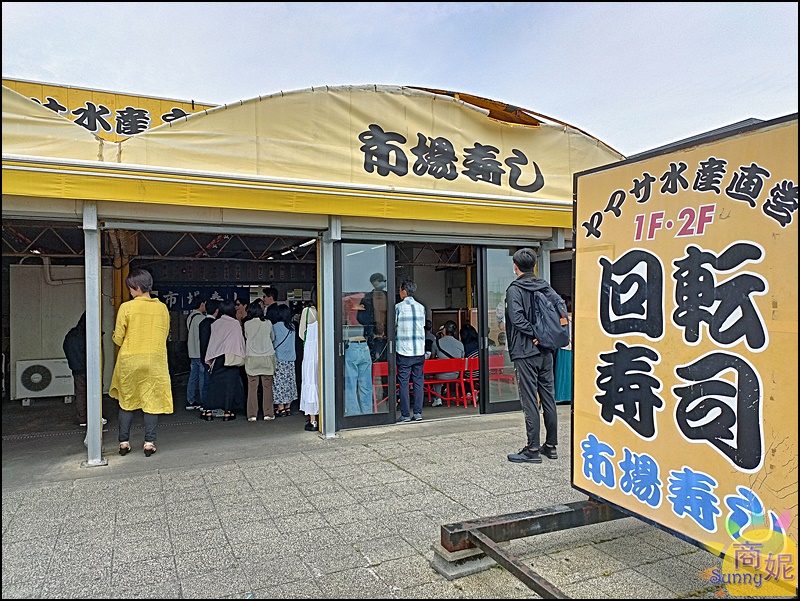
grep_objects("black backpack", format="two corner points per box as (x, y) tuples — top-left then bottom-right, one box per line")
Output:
(532, 289), (571, 350)
(63, 326), (86, 373)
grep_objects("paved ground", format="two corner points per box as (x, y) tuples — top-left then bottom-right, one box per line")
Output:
(2, 394), (746, 599)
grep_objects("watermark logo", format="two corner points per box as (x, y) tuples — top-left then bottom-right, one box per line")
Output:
(708, 527), (797, 597)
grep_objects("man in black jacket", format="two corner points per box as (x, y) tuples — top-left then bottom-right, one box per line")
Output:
(504, 248), (559, 464)
(357, 272), (388, 362)
(197, 299), (221, 409)
(63, 312), (107, 427)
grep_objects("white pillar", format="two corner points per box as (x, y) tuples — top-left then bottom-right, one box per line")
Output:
(82, 201), (107, 467)
(319, 216), (340, 438)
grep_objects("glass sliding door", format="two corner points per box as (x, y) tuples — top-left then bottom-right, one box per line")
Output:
(479, 247), (521, 412)
(336, 241), (396, 429)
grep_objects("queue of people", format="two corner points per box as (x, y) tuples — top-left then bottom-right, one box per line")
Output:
(78, 259), (566, 458)
(181, 290), (310, 428)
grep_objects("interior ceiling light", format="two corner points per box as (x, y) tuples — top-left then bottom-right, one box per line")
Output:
(298, 239), (316, 247)
(280, 249), (293, 256)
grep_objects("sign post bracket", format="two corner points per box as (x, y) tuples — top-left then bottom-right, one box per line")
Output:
(430, 498), (628, 598)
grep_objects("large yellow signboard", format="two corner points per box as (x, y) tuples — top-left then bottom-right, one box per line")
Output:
(574, 115), (797, 595)
(2, 77), (216, 142)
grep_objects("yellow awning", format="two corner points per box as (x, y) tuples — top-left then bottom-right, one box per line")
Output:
(4, 83), (624, 228)
(2, 158), (574, 227)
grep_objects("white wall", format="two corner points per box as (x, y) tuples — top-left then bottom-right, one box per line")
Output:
(10, 264), (114, 398)
(409, 265), (446, 320)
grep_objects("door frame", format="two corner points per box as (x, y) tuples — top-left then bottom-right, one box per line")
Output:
(477, 246), (522, 414)
(334, 240), (397, 430)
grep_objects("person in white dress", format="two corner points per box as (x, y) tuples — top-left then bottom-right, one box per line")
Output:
(298, 305), (320, 431)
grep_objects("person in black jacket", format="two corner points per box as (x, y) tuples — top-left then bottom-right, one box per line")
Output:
(197, 299), (221, 409)
(357, 272), (388, 362)
(63, 312), (107, 427)
(504, 248), (559, 464)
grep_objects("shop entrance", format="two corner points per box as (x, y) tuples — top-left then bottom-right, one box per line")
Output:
(2, 218), (319, 421)
(334, 241), (525, 431)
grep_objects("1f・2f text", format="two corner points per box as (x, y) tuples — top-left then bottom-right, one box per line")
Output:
(633, 204), (716, 242)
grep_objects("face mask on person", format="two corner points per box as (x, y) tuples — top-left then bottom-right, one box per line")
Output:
(376, 281), (386, 291)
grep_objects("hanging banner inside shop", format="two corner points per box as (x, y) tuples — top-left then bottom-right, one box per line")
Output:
(573, 114), (797, 597)
(155, 286), (251, 312)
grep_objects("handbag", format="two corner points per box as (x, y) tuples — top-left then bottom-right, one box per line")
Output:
(224, 352), (245, 367)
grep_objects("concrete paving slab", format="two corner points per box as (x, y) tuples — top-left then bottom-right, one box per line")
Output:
(2, 403), (751, 599)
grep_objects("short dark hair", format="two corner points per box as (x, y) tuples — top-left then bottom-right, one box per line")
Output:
(370, 273), (385, 284)
(245, 302), (265, 322)
(125, 268), (153, 293)
(513, 248), (537, 274)
(218, 299), (236, 318)
(461, 324), (479, 346)
(276, 303), (294, 330)
(400, 279), (417, 296)
(205, 298), (221, 316)
(443, 320), (457, 337)
(189, 295), (205, 310)
(262, 286), (278, 301)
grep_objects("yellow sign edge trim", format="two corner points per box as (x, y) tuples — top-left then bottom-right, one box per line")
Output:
(2, 161), (573, 228)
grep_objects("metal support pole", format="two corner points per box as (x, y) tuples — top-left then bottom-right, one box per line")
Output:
(319, 216), (341, 439)
(82, 201), (108, 467)
(539, 228), (566, 284)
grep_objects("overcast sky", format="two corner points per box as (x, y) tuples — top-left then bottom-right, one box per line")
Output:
(2, 2), (797, 156)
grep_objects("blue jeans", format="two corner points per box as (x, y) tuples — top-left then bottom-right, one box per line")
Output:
(187, 358), (207, 407)
(345, 341), (373, 415)
(397, 353), (425, 418)
(119, 409), (158, 444)
(200, 363), (212, 407)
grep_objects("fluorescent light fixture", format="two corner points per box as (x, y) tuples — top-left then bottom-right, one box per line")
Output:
(346, 250), (365, 256)
(31, 249), (41, 254)
(371, 244), (386, 250)
(280, 249), (293, 256)
(299, 239), (316, 247)
(267, 256), (274, 260)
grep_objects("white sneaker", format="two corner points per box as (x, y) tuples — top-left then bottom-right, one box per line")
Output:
(431, 399), (443, 407)
(247, 417), (257, 422)
(263, 416), (275, 421)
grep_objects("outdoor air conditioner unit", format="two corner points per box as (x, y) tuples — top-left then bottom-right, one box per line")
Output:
(15, 359), (74, 401)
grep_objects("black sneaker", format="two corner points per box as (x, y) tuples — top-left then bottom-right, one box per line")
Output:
(507, 447), (542, 463)
(541, 444), (558, 460)
(304, 421), (317, 431)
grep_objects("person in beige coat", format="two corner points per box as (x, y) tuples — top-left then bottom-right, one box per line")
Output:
(243, 302), (277, 421)
(109, 268), (173, 457)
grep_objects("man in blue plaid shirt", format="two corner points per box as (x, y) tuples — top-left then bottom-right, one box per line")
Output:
(395, 279), (426, 422)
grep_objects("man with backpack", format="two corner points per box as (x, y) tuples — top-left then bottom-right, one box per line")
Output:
(504, 248), (568, 464)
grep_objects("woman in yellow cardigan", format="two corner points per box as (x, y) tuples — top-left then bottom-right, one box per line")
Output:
(109, 268), (173, 457)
